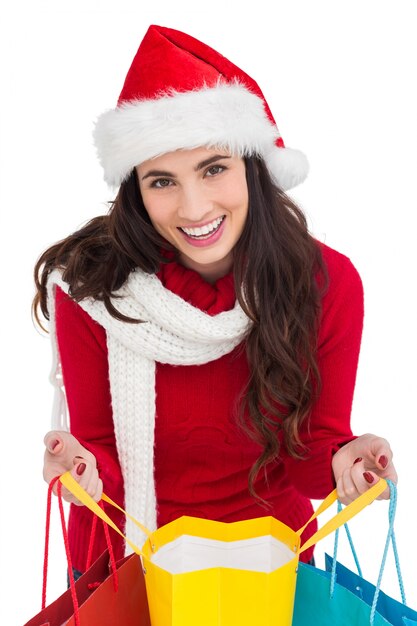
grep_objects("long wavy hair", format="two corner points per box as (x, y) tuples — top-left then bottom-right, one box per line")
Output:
(33, 156), (328, 501)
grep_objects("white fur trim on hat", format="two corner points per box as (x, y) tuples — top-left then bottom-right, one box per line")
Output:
(93, 81), (308, 191)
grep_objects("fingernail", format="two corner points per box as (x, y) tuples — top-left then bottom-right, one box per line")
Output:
(76, 463), (86, 476)
(363, 471), (374, 484)
(354, 457), (362, 464)
(50, 440), (60, 451)
(378, 455), (388, 469)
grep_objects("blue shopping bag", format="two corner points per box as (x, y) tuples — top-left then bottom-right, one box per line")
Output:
(293, 481), (416, 626)
(293, 562), (395, 626)
(324, 556), (417, 626)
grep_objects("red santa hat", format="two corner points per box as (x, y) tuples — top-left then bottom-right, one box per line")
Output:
(93, 25), (309, 191)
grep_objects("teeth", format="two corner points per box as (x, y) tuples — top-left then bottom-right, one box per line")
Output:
(180, 216), (224, 237)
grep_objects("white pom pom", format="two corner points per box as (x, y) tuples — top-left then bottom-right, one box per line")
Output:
(264, 147), (309, 191)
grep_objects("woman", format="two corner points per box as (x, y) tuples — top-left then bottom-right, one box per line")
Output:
(34, 24), (397, 577)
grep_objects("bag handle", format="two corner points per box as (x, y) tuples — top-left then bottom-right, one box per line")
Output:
(297, 478), (387, 555)
(329, 480), (406, 626)
(84, 507), (119, 593)
(60, 472), (151, 557)
(43, 477), (81, 626)
(61, 471), (387, 559)
(43, 477), (120, 626)
(370, 481), (406, 622)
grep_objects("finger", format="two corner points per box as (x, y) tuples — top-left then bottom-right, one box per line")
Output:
(374, 466), (398, 500)
(363, 442), (397, 498)
(72, 454), (96, 466)
(367, 436), (393, 470)
(43, 433), (79, 484)
(42, 471), (84, 504)
(70, 462), (103, 503)
(45, 432), (97, 469)
(43, 451), (74, 484)
(369, 461), (398, 486)
(337, 459), (381, 504)
(44, 431), (80, 466)
(44, 431), (65, 455)
(50, 481), (84, 505)
(336, 468), (360, 505)
(359, 469), (391, 501)
(72, 450), (98, 470)
(51, 462), (99, 506)
(43, 457), (96, 504)
(375, 448), (394, 473)
(93, 477), (103, 502)
(349, 462), (373, 498)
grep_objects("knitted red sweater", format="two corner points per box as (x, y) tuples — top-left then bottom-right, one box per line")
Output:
(55, 242), (363, 571)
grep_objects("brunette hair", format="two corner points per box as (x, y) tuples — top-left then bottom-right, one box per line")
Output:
(33, 157), (327, 502)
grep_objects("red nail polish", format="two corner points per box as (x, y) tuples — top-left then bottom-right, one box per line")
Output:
(76, 463), (86, 476)
(378, 455), (388, 469)
(354, 457), (362, 464)
(363, 471), (374, 484)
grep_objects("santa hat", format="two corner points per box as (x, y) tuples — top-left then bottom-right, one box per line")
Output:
(93, 25), (309, 191)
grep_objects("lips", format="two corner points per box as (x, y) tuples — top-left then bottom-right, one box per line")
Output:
(179, 216), (225, 239)
(178, 215), (227, 248)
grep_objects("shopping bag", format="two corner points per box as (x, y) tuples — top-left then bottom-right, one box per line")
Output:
(24, 550), (150, 626)
(60, 471), (387, 626)
(293, 562), (395, 626)
(323, 558), (417, 626)
(322, 481), (417, 626)
(24, 477), (151, 626)
(293, 481), (417, 626)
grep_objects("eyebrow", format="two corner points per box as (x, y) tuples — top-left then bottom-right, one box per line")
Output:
(140, 154), (231, 181)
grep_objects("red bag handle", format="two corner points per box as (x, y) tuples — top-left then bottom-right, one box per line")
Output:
(84, 503), (119, 591)
(42, 477), (118, 626)
(42, 477), (80, 624)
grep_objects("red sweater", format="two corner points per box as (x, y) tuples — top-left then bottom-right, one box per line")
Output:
(55, 242), (363, 571)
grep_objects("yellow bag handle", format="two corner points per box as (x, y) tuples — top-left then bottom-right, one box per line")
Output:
(59, 472), (150, 557)
(60, 472), (387, 558)
(297, 478), (387, 554)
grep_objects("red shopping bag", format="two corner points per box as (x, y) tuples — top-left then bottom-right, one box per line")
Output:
(24, 550), (150, 626)
(24, 478), (151, 626)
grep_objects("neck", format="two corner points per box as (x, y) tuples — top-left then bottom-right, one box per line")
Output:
(178, 252), (233, 284)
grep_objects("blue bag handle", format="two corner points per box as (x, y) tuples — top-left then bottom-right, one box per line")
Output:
(330, 480), (406, 625)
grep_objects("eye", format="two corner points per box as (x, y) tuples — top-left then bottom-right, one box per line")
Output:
(205, 165), (226, 177)
(151, 178), (173, 189)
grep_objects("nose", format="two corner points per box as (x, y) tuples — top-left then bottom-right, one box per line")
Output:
(177, 183), (213, 222)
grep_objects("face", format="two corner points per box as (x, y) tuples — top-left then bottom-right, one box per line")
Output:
(136, 147), (249, 283)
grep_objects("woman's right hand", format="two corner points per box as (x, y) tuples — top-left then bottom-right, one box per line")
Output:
(43, 431), (103, 505)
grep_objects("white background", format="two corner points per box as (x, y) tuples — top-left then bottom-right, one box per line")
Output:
(1, 1), (416, 623)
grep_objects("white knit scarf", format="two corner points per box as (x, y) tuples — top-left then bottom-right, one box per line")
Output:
(47, 268), (251, 550)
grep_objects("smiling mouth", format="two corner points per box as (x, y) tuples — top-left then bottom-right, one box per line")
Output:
(179, 216), (225, 239)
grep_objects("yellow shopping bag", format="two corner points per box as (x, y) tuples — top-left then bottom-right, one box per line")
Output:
(60, 472), (387, 626)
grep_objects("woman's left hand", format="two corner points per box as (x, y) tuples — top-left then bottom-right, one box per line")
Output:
(331, 433), (397, 504)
